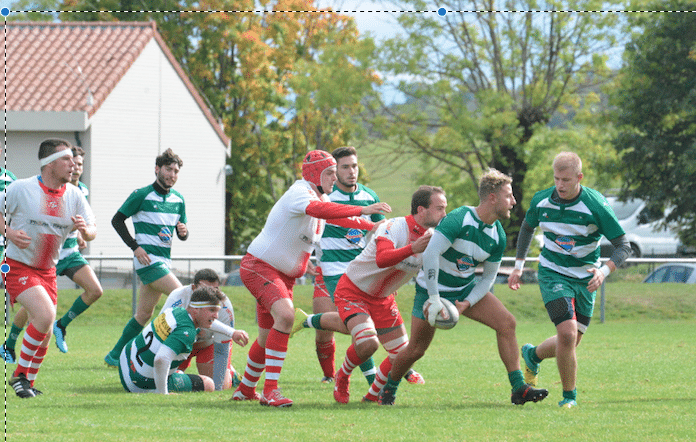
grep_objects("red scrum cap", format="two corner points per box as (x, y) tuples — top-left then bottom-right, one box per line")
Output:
(302, 150), (336, 187)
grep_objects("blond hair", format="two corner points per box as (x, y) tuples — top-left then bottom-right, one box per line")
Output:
(553, 151), (582, 175)
(478, 168), (512, 200)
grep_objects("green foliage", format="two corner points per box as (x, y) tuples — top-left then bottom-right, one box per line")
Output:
(611, 3), (696, 246)
(368, 2), (622, 247)
(4, 284), (696, 441)
(7, 0), (60, 20)
(43, 1), (380, 254)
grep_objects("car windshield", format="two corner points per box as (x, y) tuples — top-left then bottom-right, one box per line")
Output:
(610, 200), (643, 220)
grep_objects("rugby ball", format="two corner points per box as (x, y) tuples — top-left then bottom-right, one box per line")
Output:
(424, 298), (459, 330)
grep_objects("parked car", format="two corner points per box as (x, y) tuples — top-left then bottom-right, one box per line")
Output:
(224, 269), (243, 286)
(600, 197), (680, 258)
(642, 263), (696, 283)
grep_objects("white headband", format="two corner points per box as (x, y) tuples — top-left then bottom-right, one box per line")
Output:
(189, 301), (220, 309)
(40, 149), (72, 167)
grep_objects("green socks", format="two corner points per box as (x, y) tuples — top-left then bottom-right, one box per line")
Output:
(384, 373), (401, 393)
(509, 369), (526, 391)
(5, 323), (24, 349)
(563, 389), (577, 400)
(359, 358), (376, 384)
(59, 296), (90, 328)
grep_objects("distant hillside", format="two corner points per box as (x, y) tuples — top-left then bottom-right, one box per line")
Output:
(355, 140), (421, 217)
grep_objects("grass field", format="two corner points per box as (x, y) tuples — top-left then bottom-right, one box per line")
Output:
(4, 282), (695, 442)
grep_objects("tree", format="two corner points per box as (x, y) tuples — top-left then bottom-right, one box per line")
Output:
(53, 0), (379, 255)
(612, 3), (696, 248)
(368, 1), (622, 241)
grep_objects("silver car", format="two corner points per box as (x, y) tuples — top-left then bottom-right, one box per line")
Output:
(600, 197), (680, 258)
(643, 263), (696, 283)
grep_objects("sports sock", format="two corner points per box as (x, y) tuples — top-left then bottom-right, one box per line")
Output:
(563, 389), (577, 400)
(339, 344), (364, 377)
(359, 357), (376, 384)
(364, 357), (391, 401)
(59, 296), (90, 328)
(108, 317), (144, 359)
(263, 328), (289, 394)
(13, 324), (47, 379)
(529, 345), (542, 364)
(26, 345), (48, 386)
(238, 339), (265, 396)
(305, 314), (324, 330)
(5, 323), (24, 350)
(383, 372), (401, 394)
(508, 369), (526, 391)
(316, 339), (336, 378)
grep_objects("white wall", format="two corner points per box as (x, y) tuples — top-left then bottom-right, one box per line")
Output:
(72, 38), (228, 277)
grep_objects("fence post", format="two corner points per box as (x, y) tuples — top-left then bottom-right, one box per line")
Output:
(132, 258), (137, 316)
(600, 280), (606, 323)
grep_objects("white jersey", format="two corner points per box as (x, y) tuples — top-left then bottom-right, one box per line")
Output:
(1, 176), (95, 269)
(160, 284), (235, 346)
(345, 215), (430, 298)
(247, 180), (327, 278)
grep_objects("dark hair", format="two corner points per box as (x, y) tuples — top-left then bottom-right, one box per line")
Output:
(72, 146), (85, 157)
(38, 139), (71, 161)
(156, 148), (183, 168)
(190, 285), (225, 305)
(411, 185), (445, 215)
(331, 146), (357, 162)
(193, 268), (221, 286)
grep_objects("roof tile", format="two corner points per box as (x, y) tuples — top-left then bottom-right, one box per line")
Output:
(3, 21), (229, 147)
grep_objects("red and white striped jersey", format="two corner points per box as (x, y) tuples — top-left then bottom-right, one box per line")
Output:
(345, 216), (430, 298)
(247, 180), (327, 278)
(1, 176), (95, 269)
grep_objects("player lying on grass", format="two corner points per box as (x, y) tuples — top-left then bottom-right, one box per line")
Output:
(118, 286), (248, 394)
(159, 268), (246, 390)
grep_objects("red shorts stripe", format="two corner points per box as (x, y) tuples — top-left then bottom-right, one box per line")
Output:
(312, 266), (331, 299)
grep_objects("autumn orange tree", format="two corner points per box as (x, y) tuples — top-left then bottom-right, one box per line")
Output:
(56, 0), (380, 255)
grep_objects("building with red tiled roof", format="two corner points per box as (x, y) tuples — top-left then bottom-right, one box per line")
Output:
(3, 21), (232, 280)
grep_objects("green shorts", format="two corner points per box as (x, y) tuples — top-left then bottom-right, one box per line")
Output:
(411, 283), (474, 321)
(538, 266), (595, 318)
(324, 275), (341, 301)
(119, 368), (203, 393)
(136, 261), (171, 285)
(56, 252), (89, 277)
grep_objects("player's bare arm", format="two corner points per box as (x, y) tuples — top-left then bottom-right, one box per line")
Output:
(1, 214), (31, 249)
(134, 246), (151, 266)
(176, 221), (187, 237)
(361, 202), (391, 216)
(410, 231), (432, 254)
(71, 215), (96, 241)
(232, 330), (250, 347)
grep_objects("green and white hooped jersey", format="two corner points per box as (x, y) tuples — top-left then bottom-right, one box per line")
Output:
(526, 186), (624, 280)
(118, 184), (187, 271)
(0, 168), (17, 249)
(318, 184), (385, 278)
(58, 182), (90, 261)
(121, 307), (197, 390)
(415, 206), (505, 295)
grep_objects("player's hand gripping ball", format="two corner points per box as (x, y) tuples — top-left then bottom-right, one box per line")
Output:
(424, 298), (459, 330)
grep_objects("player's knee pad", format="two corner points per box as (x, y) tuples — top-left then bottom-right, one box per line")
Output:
(382, 334), (409, 360)
(350, 322), (377, 348)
